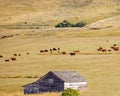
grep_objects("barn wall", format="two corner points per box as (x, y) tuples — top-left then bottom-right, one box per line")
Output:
(24, 84), (39, 94)
(38, 72), (64, 92)
(64, 82), (87, 90)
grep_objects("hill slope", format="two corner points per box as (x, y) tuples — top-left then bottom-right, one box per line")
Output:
(0, 0), (120, 26)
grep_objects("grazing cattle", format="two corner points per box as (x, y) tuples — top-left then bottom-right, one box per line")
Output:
(113, 44), (117, 46)
(5, 59), (9, 62)
(58, 48), (60, 50)
(18, 54), (21, 56)
(97, 47), (103, 51)
(13, 54), (17, 56)
(101, 49), (106, 52)
(26, 53), (30, 55)
(69, 52), (75, 56)
(40, 50), (44, 53)
(53, 48), (57, 51)
(108, 49), (112, 52)
(61, 52), (67, 55)
(73, 50), (80, 53)
(111, 46), (119, 51)
(50, 49), (52, 51)
(0, 55), (3, 58)
(10, 57), (16, 61)
(44, 50), (48, 52)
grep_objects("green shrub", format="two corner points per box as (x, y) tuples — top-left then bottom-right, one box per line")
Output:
(55, 20), (73, 28)
(55, 20), (86, 28)
(62, 88), (80, 96)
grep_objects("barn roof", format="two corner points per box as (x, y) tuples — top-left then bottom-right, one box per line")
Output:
(23, 71), (87, 87)
(51, 71), (87, 83)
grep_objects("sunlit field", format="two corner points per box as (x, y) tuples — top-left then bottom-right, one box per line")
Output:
(0, 28), (120, 96)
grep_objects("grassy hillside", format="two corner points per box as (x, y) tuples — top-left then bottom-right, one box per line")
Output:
(0, 0), (120, 27)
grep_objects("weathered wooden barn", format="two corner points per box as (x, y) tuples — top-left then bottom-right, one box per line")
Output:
(23, 71), (87, 94)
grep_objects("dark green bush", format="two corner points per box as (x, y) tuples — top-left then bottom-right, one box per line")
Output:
(55, 20), (73, 28)
(62, 88), (80, 96)
(55, 20), (86, 28)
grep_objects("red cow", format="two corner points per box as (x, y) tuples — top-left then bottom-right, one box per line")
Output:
(62, 52), (67, 55)
(5, 59), (9, 62)
(10, 57), (16, 61)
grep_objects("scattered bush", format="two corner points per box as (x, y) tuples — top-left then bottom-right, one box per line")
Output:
(55, 20), (86, 28)
(62, 88), (80, 96)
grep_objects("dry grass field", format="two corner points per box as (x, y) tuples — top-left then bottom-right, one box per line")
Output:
(0, 0), (120, 96)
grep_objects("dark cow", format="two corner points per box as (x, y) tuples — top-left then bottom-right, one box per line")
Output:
(61, 52), (67, 55)
(10, 57), (16, 61)
(13, 54), (17, 56)
(0, 55), (3, 58)
(113, 44), (117, 46)
(50, 49), (52, 51)
(26, 53), (30, 55)
(69, 52), (75, 56)
(40, 50), (44, 53)
(101, 49), (106, 52)
(53, 48), (57, 51)
(44, 50), (48, 52)
(58, 48), (60, 51)
(18, 54), (21, 56)
(5, 59), (9, 62)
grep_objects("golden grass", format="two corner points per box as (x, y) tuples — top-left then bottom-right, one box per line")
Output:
(0, 0), (120, 26)
(0, 28), (120, 96)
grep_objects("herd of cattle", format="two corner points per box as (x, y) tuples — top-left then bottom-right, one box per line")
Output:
(39, 48), (79, 56)
(0, 44), (120, 63)
(97, 44), (119, 53)
(0, 53), (30, 62)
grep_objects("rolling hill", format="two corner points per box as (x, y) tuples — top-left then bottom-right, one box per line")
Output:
(0, 0), (120, 27)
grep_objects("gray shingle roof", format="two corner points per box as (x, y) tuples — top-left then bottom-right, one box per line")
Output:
(51, 71), (87, 83)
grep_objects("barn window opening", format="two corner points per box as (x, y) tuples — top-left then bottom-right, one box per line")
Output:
(48, 79), (54, 83)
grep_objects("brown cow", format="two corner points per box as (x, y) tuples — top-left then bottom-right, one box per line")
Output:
(10, 57), (16, 61)
(111, 46), (119, 51)
(18, 54), (21, 56)
(58, 48), (60, 50)
(26, 53), (30, 55)
(73, 50), (80, 53)
(40, 50), (44, 53)
(5, 59), (9, 62)
(0, 55), (3, 58)
(108, 49), (112, 52)
(13, 54), (17, 56)
(101, 49), (106, 52)
(62, 52), (66, 55)
(113, 44), (117, 46)
(97, 47), (103, 51)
